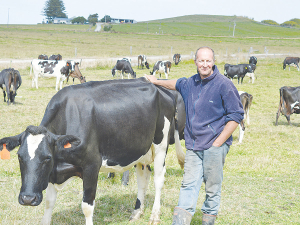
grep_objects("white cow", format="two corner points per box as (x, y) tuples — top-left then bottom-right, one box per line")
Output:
(30, 59), (77, 91)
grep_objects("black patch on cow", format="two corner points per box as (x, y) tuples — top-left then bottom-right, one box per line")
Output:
(26, 125), (48, 135)
(134, 198), (141, 210)
(147, 165), (151, 172)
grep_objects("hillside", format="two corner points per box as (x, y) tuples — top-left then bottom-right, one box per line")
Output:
(111, 14), (300, 38)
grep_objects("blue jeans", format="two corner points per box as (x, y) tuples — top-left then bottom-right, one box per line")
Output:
(177, 143), (230, 216)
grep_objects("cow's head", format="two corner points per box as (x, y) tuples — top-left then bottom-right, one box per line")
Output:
(0, 125), (81, 206)
(245, 65), (253, 73)
(131, 71), (136, 78)
(68, 62), (86, 83)
(145, 61), (150, 69)
(112, 69), (116, 77)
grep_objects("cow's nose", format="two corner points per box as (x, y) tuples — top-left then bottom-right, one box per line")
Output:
(19, 194), (39, 206)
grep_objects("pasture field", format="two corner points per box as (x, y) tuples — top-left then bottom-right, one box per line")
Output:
(0, 21), (300, 224)
(0, 56), (300, 225)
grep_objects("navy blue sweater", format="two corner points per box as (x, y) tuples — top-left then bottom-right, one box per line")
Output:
(175, 65), (244, 151)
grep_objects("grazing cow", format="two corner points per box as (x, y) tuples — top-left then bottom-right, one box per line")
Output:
(275, 86), (300, 125)
(0, 77), (185, 225)
(137, 55), (150, 69)
(150, 61), (172, 79)
(112, 59), (136, 79)
(283, 57), (300, 71)
(0, 68), (22, 105)
(30, 59), (84, 91)
(38, 54), (48, 60)
(238, 91), (253, 143)
(173, 54), (181, 65)
(224, 63), (254, 84)
(49, 54), (62, 60)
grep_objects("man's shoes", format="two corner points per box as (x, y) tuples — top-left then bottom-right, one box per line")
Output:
(202, 214), (217, 225)
(171, 207), (192, 225)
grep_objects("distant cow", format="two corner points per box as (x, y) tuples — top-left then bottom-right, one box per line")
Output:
(249, 56), (257, 65)
(283, 57), (300, 71)
(38, 54), (48, 60)
(112, 59), (136, 79)
(224, 63), (254, 84)
(238, 91), (253, 143)
(150, 61), (171, 79)
(275, 86), (300, 125)
(49, 54), (62, 60)
(173, 54), (181, 65)
(30, 59), (85, 91)
(137, 55), (149, 69)
(0, 68), (22, 105)
(0, 77), (185, 225)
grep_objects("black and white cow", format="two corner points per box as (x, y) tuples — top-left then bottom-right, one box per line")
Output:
(112, 59), (136, 79)
(150, 61), (171, 79)
(245, 56), (258, 83)
(283, 57), (300, 71)
(238, 91), (253, 143)
(224, 63), (254, 84)
(0, 77), (185, 225)
(49, 54), (62, 61)
(30, 59), (85, 91)
(275, 86), (300, 125)
(0, 68), (22, 105)
(249, 56), (257, 65)
(173, 54), (181, 65)
(137, 55), (150, 69)
(38, 54), (48, 60)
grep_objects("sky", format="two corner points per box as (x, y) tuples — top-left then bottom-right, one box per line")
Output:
(0, 0), (299, 25)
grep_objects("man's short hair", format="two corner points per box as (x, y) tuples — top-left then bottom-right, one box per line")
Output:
(195, 46), (215, 61)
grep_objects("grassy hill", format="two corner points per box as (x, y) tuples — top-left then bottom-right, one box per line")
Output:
(111, 14), (300, 38)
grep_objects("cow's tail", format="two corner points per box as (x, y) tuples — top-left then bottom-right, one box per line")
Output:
(174, 110), (185, 169)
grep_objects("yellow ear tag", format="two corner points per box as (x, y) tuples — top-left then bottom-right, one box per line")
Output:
(1, 144), (11, 160)
(64, 142), (71, 148)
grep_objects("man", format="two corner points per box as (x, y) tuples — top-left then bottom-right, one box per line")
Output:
(145, 46), (244, 225)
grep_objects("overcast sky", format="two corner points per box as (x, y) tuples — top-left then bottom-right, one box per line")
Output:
(0, 0), (299, 25)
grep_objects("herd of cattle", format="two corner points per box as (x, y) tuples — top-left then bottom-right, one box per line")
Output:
(0, 53), (300, 224)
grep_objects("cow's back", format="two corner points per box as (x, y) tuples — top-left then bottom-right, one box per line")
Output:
(40, 78), (175, 167)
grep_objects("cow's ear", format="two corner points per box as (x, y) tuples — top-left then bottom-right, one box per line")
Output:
(0, 132), (24, 151)
(56, 135), (81, 151)
(245, 66), (247, 69)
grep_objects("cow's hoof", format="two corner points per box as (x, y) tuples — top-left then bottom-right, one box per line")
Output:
(129, 209), (143, 222)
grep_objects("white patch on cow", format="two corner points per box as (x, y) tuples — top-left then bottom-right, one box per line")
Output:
(42, 183), (58, 225)
(2, 84), (6, 91)
(27, 134), (45, 160)
(291, 101), (299, 110)
(82, 201), (95, 225)
(238, 124), (244, 143)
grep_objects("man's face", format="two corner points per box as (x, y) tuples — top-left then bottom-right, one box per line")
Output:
(194, 48), (215, 79)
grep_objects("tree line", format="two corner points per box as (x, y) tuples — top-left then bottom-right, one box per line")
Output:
(42, 0), (111, 25)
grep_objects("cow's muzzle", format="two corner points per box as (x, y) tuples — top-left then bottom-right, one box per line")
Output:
(19, 192), (42, 206)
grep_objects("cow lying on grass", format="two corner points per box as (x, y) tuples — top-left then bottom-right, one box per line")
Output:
(0, 77), (185, 225)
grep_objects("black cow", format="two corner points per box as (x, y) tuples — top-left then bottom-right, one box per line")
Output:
(224, 63), (254, 84)
(249, 56), (257, 65)
(38, 54), (48, 60)
(112, 59), (136, 79)
(238, 91), (253, 143)
(49, 54), (62, 60)
(0, 68), (22, 105)
(150, 61), (172, 79)
(137, 55), (150, 69)
(275, 86), (300, 125)
(283, 57), (300, 71)
(173, 54), (181, 65)
(0, 77), (185, 225)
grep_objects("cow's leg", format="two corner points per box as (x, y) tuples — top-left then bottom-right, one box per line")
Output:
(275, 104), (281, 126)
(246, 109), (250, 125)
(130, 162), (152, 222)
(60, 75), (67, 90)
(238, 123), (245, 143)
(41, 183), (58, 225)
(3, 90), (6, 102)
(165, 72), (168, 79)
(285, 115), (291, 125)
(5, 84), (10, 105)
(82, 166), (99, 225)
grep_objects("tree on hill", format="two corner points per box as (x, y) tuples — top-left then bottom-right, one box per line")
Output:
(100, 15), (111, 23)
(290, 18), (300, 25)
(72, 16), (87, 24)
(281, 21), (298, 27)
(261, 20), (279, 25)
(88, 13), (98, 26)
(43, 0), (67, 22)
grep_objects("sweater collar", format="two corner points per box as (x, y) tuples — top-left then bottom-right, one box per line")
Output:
(195, 65), (219, 83)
